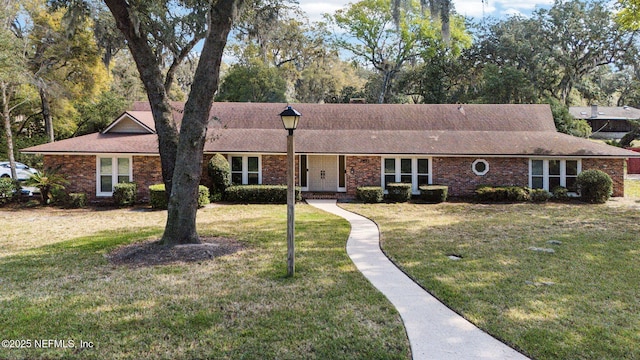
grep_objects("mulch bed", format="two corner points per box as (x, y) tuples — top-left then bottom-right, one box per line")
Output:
(107, 236), (244, 267)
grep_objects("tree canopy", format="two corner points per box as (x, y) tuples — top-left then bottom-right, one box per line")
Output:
(326, 0), (471, 103)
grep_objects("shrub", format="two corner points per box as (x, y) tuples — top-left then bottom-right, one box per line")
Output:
(149, 184), (167, 209)
(198, 186), (210, 207)
(113, 182), (137, 207)
(49, 187), (69, 206)
(576, 169), (613, 204)
(0, 178), (18, 204)
(68, 193), (87, 208)
(225, 185), (302, 204)
(208, 153), (231, 201)
(419, 185), (448, 203)
(149, 184), (211, 209)
(551, 186), (569, 201)
(386, 183), (412, 203)
(23, 167), (68, 205)
(356, 186), (384, 203)
(475, 185), (530, 202)
(46, 189), (87, 208)
(530, 189), (552, 203)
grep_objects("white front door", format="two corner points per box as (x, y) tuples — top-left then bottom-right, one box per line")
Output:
(308, 155), (338, 192)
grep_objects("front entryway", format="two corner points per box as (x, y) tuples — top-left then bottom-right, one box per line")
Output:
(308, 155), (338, 192)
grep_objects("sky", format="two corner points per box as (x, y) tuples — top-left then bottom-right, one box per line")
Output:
(298, 0), (556, 23)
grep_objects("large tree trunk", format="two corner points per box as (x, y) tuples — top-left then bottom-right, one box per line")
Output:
(104, 0), (179, 199)
(1, 82), (18, 180)
(39, 88), (54, 143)
(105, 0), (242, 245)
(161, 0), (240, 245)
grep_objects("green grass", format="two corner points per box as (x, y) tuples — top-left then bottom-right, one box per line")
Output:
(0, 205), (409, 360)
(341, 201), (640, 360)
(625, 178), (640, 198)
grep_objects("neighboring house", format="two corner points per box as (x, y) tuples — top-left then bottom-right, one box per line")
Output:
(570, 104), (640, 140)
(21, 102), (640, 202)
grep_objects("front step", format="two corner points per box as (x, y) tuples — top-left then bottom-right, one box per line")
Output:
(302, 192), (352, 200)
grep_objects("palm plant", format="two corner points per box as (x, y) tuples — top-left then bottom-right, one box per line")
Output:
(24, 167), (69, 205)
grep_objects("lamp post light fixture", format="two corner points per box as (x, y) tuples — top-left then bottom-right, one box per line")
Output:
(280, 106), (301, 277)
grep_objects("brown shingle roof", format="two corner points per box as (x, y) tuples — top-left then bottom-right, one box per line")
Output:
(22, 102), (639, 158)
(22, 133), (159, 154)
(570, 106), (640, 120)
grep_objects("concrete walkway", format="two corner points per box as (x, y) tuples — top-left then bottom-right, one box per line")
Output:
(306, 199), (530, 360)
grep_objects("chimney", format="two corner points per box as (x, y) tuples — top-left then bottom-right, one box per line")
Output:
(591, 104), (598, 118)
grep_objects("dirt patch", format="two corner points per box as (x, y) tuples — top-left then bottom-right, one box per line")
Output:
(107, 236), (244, 267)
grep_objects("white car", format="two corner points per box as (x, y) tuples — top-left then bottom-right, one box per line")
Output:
(0, 162), (39, 181)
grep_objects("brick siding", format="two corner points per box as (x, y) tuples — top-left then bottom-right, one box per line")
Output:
(433, 157), (529, 197)
(346, 156), (382, 196)
(262, 155), (288, 185)
(44, 155), (96, 199)
(132, 156), (163, 201)
(44, 153), (628, 202)
(582, 158), (625, 197)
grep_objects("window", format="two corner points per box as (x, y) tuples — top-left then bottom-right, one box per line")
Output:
(97, 156), (131, 196)
(384, 158), (396, 189)
(472, 159), (489, 176)
(230, 155), (261, 185)
(382, 157), (431, 193)
(530, 159), (581, 192)
(300, 155), (308, 188)
(417, 159), (429, 186)
(338, 155), (346, 189)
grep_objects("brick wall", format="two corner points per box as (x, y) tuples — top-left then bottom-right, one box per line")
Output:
(132, 156), (163, 201)
(262, 155), (287, 185)
(44, 153), (628, 202)
(44, 154), (165, 203)
(262, 154), (299, 185)
(44, 155), (96, 199)
(346, 156), (381, 196)
(582, 158), (625, 197)
(433, 157), (529, 197)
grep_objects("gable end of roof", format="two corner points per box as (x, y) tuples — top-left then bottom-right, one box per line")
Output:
(103, 112), (156, 134)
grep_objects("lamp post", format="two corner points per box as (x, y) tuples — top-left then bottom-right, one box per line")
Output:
(280, 106), (301, 277)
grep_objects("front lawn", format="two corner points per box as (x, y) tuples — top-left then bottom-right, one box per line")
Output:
(0, 205), (409, 360)
(341, 200), (640, 360)
(625, 177), (640, 198)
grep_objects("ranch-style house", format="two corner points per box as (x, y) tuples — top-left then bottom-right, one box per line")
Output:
(21, 102), (640, 202)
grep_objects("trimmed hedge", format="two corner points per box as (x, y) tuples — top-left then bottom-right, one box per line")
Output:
(530, 189), (552, 203)
(149, 184), (210, 209)
(551, 186), (569, 201)
(386, 183), (412, 203)
(49, 187), (69, 206)
(356, 186), (384, 203)
(419, 185), (448, 203)
(149, 184), (167, 209)
(225, 185), (302, 204)
(47, 189), (87, 208)
(576, 169), (613, 204)
(68, 193), (87, 208)
(113, 182), (137, 207)
(475, 185), (530, 202)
